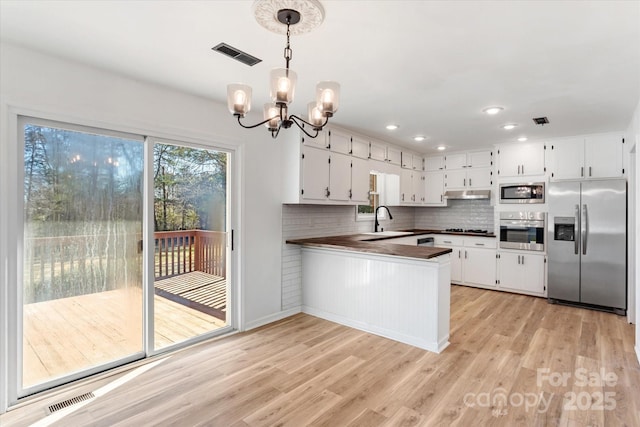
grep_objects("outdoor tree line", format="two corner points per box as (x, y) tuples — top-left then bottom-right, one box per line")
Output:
(22, 124), (226, 302)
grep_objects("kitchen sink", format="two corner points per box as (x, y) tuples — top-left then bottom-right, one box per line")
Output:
(362, 231), (413, 237)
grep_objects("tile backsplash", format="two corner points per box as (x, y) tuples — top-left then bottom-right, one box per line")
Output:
(414, 199), (495, 231)
(281, 201), (494, 311)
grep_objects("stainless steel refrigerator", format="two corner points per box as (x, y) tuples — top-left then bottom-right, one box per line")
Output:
(547, 179), (627, 315)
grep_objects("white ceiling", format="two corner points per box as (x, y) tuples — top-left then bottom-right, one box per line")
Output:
(1, 0), (639, 153)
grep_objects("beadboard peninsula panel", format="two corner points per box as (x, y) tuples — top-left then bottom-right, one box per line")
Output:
(301, 247), (450, 353)
(281, 205), (414, 311)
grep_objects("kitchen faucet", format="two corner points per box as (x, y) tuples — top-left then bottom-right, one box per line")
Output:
(374, 205), (393, 232)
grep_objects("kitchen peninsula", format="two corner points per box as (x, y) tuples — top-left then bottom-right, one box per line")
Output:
(286, 233), (453, 353)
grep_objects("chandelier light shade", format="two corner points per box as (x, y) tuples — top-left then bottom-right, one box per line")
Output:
(307, 101), (324, 128)
(270, 68), (297, 105)
(227, 84), (252, 117)
(316, 81), (340, 116)
(264, 103), (280, 131)
(227, 1), (339, 139)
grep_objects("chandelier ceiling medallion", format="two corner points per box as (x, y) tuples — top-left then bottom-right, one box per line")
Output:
(227, 0), (340, 139)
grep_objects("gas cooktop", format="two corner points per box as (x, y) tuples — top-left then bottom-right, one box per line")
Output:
(444, 228), (489, 234)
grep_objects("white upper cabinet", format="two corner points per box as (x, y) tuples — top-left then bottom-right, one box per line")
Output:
(328, 153), (352, 201)
(466, 168), (492, 188)
(467, 151), (493, 168)
(424, 155), (445, 171)
(402, 152), (423, 170)
(301, 128), (328, 149)
(548, 137), (584, 180)
(444, 153), (467, 170)
(445, 169), (467, 189)
(283, 129), (378, 205)
(351, 137), (370, 159)
(386, 147), (402, 166)
(327, 130), (351, 154)
(350, 156), (371, 203)
(585, 134), (623, 178)
(497, 142), (545, 177)
(301, 145), (330, 201)
(370, 142), (387, 162)
(445, 150), (492, 169)
(548, 133), (624, 180)
(424, 171), (446, 205)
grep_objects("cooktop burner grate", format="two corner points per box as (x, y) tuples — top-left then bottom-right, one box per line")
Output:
(444, 228), (489, 234)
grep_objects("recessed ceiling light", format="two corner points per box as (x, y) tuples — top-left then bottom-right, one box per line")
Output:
(386, 124), (399, 130)
(413, 136), (425, 142)
(517, 136), (528, 142)
(483, 106), (503, 115)
(436, 145), (446, 151)
(502, 124), (517, 130)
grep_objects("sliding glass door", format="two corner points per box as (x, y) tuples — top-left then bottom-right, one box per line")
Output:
(14, 118), (233, 399)
(151, 141), (230, 351)
(20, 117), (145, 393)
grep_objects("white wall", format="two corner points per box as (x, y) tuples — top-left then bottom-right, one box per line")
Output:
(624, 98), (640, 363)
(0, 43), (285, 411)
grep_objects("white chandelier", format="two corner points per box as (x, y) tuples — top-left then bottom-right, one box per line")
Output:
(227, 1), (340, 139)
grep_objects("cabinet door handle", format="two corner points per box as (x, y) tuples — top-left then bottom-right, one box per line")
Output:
(469, 178), (472, 186)
(440, 194), (443, 202)
(581, 166), (584, 177)
(465, 250), (468, 259)
(444, 240), (452, 244)
(521, 164), (524, 174)
(458, 250), (461, 258)
(521, 255), (525, 265)
(325, 187), (330, 197)
(475, 243), (485, 246)
(402, 194), (405, 201)
(589, 166), (592, 177)
(517, 165), (521, 175)
(517, 255), (521, 264)
(463, 178), (466, 186)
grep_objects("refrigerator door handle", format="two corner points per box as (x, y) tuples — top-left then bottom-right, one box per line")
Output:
(574, 204), (580, 255)
(582, 204), (589, 255)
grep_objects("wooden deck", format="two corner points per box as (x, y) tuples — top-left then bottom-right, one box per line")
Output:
(155, 271), (227, 321)
(23, 272), (227, 389)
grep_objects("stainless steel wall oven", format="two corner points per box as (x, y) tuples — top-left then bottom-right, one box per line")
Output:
(499, 211), (545, 251)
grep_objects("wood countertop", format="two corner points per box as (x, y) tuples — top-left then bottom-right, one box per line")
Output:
(286, 229), (495, 261)
(286, 233), (452, 260)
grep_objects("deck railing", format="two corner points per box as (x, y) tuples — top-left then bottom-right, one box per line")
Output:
(154, 230), (226, 279)
(23, 229), (227, 302)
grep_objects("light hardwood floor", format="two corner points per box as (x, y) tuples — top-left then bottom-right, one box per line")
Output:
(2, 285), (639, 426)
(24, 282), (226, 387)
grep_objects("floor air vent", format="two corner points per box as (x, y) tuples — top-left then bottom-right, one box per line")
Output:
(212, 42), (262, 66)
(47, 392), (95, 414)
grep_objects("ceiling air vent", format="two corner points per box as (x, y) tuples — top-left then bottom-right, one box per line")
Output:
(212, 43), (262, 66)
(532, 117), (549, 125)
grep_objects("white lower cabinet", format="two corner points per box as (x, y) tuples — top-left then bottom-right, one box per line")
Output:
(434, 236), (496, 288)
(463, 247), (497, 288)
(497, 251), (546, 296)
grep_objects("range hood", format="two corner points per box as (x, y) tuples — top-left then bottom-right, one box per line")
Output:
(444, 190), (491, 200)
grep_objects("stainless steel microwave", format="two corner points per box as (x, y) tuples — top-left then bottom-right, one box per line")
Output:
(499, 182), (545, 204)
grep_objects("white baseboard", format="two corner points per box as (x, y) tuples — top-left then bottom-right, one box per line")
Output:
(242, 306), (302, 331)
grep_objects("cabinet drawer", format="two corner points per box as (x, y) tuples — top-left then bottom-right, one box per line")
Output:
(463, 237), (497, 249)
(434, 235), (464, 246)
